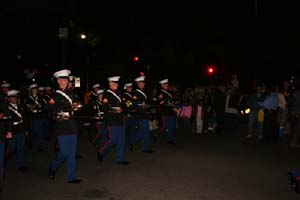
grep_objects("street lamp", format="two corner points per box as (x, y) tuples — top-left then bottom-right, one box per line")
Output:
(80, 33), (87, 39)
(58, 27), (69, 66)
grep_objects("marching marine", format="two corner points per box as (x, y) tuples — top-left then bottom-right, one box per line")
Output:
(122, 82), (137, 151)
(24, 83), (45, 151)
(131, 75), (153, 153)
(158, 79), (177, 144)
(6, 90), (28, 171)
(47, 69), (82, 183)
(97, 76), (129, 165)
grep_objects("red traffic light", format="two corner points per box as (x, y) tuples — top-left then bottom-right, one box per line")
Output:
(133, 56), (139, 62)
(207, 66), (215, 75)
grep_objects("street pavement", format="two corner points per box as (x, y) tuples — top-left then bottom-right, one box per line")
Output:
(2, 124), (300, 200)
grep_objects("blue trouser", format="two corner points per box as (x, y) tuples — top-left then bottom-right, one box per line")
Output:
(0, 142), (5, 187)
(127, 116), (137, 145)
(31, 119), (44, 150)
(91, 122), (107, 148)
(136, 119), (151, 151)
(164, 116), (176, 142)
(50, 135), (77, 181)
(43, 118), (52, 139)
(99, 125), (125, 163)
(7, 133), (26, 168)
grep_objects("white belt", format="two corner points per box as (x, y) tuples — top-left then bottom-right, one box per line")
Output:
(13, 121), (23, 126)
(111, 107), (121, 110)
(32, 110), (42, 113)
(57, 112), (70, 117)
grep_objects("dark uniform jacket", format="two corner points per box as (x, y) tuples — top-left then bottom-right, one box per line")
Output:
(8, 103), (27, 134)
(122, 91), (134, 115)
(0, 94), (12, 142)
(158, 89), (176, 116)
(43, 93), (52, 103)
(132, 89), (149, 119)
(102, 89), (124, 126)
(94, 101), (104, 119)
(24, 94), (45, 119)
(41, 94), (51, 109)
(88, 91), (98, 105)
(47, 89), (78, 136)
(84, 99), (104, 122)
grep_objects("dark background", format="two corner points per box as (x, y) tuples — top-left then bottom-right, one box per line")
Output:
(0, 1), (299, 90)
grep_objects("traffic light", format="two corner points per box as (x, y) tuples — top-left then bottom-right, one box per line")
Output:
(133, 56), (139, 62)
(207, 66), (215, 75)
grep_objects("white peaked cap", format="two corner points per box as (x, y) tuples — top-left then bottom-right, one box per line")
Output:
(134, 76), (146, 82)
(38, 87), (45, 90)
(93, 83), (101, 88)
(107, 76), (120, 82)
(53, 69), (71, 78)
(45, 86), (52, 90)
(96, 89), (104, 95)
(123, 83), (132, 90)
(29, 84), (38, 89)
(1, 82), (11, 88)
(7, 90), (19, 97)
(159, 79), (168, 84)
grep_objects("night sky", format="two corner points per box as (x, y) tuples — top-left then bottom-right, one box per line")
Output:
(0, 1), (299, 89)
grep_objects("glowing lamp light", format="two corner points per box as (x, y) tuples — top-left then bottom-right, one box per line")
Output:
(80, 34), (86, 39)
(241, 108), (251, 115)
(245, 108), (251, 114)
(208, 67), (215, 74)
(133, 56), (139, 62)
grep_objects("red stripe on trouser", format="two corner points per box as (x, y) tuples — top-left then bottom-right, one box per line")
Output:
(159, 116), (166, 133)
(93, 123), (101, 143)
(98, 126), (111, 154)
(5, 144), (10, 156)
(54, 138), (60, 152)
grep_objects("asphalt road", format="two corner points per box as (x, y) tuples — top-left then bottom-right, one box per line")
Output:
(1, 125), (300, 200)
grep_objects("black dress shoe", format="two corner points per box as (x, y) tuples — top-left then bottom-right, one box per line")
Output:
(128, 144), (133, 151)
(18, 166), (29, 172)
(142, 150), (154, 153)
(49, 168), (56, 180)
(117, 161), (129, 165)
(67, 178), (82, 184)
(97, 152), (103, 162)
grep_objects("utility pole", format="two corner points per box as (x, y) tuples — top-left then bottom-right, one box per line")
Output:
(254, 0), (259, 18)
(58, 26), (68, 67)
(58, 0), (75, 68)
